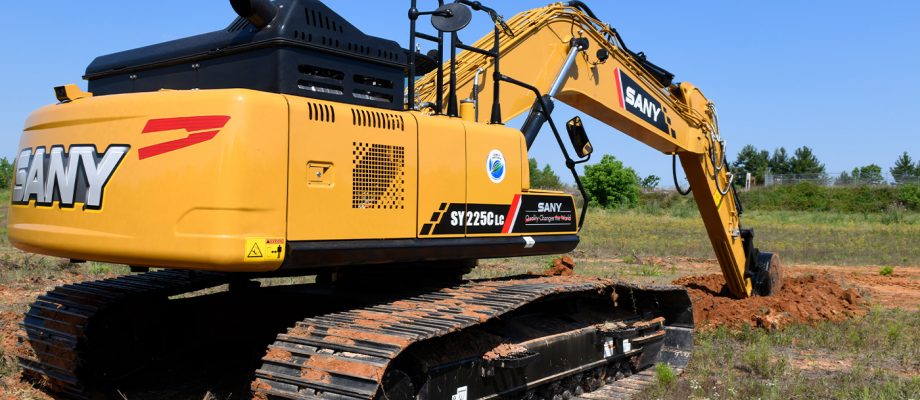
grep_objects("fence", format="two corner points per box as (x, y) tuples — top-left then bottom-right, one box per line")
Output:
(763, 172), (920, 187)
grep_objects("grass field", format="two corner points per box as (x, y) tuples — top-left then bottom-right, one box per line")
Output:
(0, 189), (918, 399)
(641, 308), (920, 399)
(474, 206), (920, 279)
(580, 207), (920, 266)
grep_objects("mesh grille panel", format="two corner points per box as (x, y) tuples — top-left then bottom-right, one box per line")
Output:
(352, 142), (406, 209)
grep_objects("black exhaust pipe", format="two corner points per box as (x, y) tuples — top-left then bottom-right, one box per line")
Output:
(230, 0), (278, 29)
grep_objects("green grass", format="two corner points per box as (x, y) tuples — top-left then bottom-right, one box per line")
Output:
(573, 207), (920, 267)
(476, 203), (920, 279)
(640, 308), (920, 400)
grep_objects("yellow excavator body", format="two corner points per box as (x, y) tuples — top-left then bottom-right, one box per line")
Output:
(10, 89), (577, 272)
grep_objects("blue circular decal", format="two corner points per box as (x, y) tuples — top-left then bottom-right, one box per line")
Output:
(487, 150), (506, 183)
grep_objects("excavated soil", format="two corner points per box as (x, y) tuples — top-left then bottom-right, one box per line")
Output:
(674, 274), (866, 331)
(536, 256), (576, 276)
(483, 343), (529, 361)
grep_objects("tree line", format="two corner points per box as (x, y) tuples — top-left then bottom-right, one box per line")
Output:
(732, 146), (920, 186)
(530, 147), (920, 210)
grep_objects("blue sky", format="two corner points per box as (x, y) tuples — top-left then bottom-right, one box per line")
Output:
(2, 1), (918, 185)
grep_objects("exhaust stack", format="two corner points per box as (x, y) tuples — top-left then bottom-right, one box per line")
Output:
(230, 0), (278, 29)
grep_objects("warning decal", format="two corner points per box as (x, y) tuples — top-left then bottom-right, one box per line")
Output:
(244, 238), (286, 262)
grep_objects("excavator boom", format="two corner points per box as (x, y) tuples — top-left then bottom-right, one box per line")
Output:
(414, 2), (781, 298)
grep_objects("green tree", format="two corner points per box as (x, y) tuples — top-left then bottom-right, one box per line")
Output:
(0, 157), (13, 189)
(768, 147), (792, 175)
(835, 170), (853, 186)
(732, 145), (769, 185)
(528, 158), (562, 189)
(582, 154), (640, 208)
(890, 152), (917, 184)
(790, 146), (825, 174)
(852, 164), (885, 185)
(640, 175), (661, 190)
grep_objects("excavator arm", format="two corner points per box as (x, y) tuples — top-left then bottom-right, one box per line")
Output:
(415, 2), (781, 299)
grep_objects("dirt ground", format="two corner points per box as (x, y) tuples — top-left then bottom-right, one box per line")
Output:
(1, 260), (918, 399)
(662, 258), (920, 311)
(675, 274), (865, 330)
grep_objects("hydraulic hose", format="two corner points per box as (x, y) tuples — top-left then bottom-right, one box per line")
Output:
(673, 154), (692, 196)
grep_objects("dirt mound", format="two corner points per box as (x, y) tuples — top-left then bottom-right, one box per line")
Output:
(538, 256), (575, 276)
(675, 274), (866, 331)
(483, 343), (528, 361)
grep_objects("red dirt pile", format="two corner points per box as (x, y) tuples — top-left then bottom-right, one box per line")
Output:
(539, 256), (576, 276)
(674, 274), (866, 331)
(483, 343), (529, 361)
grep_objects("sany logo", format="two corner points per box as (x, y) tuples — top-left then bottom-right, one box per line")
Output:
(615, 68), (669, 134)
(13, 145), (130, 209)
(624, 86), (662, 122)
(537, 202), (563, 212)
(139, 116), (230, 160)
(12, 115), (230, 210)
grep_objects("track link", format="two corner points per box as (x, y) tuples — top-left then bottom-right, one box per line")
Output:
(18, 270), (232, 399)
(252, 277), (693, 400)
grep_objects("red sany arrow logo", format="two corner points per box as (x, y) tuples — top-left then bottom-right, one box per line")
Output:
(138, 116), (231, 160)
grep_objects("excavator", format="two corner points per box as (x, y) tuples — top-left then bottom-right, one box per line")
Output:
(9, 0), (782, 399)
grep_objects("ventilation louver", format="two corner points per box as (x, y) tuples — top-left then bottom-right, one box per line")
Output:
(352, 143), (406, 210)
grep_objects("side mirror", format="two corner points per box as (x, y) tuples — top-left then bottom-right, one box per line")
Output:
(566, 116), (593, 158)
(431, 3), (473, 33)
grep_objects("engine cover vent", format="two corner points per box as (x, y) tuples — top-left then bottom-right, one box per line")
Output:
(351, 109), (404, 131)
(307, 102), (335, 123)
(352, 143), (406, 210)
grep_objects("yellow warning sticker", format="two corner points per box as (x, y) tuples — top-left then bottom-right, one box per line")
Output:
(244, 238), (286, 262)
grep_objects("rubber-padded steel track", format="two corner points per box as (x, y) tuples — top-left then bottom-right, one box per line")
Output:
(578, 326), (692, 399)
(18, 270), (232, 399)
(576, 368), (677, 399)
(251, 277), (685, 400)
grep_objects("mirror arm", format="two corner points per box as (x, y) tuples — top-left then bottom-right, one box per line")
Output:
(499, 74), (590, 231)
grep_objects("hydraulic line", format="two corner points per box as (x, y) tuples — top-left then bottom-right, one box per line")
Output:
(673, 154), (692, 196)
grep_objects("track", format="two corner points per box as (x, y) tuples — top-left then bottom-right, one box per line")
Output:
(18, 270), (233, 399)
(19, 273), (692, 400)
(252, 277), (693, 400)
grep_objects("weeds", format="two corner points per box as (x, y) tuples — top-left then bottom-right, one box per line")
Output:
(633, 264), (664, 277)
(655, 363), (676, 386)
(86, 263), (112, 275)
(741, 337), (785, 378)
(879, 266), (894, 276)
(637, 309), (920, 400)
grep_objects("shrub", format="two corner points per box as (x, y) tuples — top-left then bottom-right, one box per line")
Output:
(879, 266), (894, 276)
(529, 158), (563, 189)
(0, 157), (13, 190)
(738, 183), (905, 213)
(655, 363), (676, 386)
(898, 184), (920, 211)
(582, 155), (640, 208)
